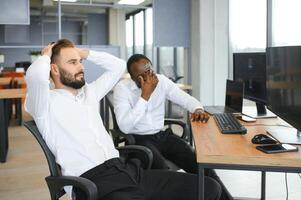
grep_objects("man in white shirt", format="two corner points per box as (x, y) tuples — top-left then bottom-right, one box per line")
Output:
(25, 39), (221, 200)
(113, 54), (208, 173)
(114, 54), (233, 200)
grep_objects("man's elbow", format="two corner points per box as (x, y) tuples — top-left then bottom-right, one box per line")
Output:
(116, 120), (132, 134)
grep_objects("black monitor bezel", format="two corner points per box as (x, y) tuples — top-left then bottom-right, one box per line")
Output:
(233, 52), (267, 105)
(266, 46), (301, 132)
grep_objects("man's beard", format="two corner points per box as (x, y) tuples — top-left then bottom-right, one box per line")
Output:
(59, 68), (85, 89)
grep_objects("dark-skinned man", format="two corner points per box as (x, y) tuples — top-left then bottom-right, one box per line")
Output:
(113, 54), (233, 200)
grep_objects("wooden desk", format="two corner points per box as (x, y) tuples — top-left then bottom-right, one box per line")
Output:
(0, 77), (12, 86)
(0, 88), (27, 163)
(192, 117), (301, 200)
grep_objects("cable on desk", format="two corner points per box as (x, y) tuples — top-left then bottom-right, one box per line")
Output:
(298, 173), (301, 179)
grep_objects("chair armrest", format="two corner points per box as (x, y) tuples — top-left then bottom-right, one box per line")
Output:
(164, 119), (189, 140)
(45, 176), (98, 200)
(117, 145), (153, 169)
(110, 129), (136, 145)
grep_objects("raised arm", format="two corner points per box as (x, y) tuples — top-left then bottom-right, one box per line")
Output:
(113, 71), (158, 134)
(163, 75), (209, 122)
(25, 44), (53, 119)
(113, 83), (148, 134)
(88, 51), (126, 101)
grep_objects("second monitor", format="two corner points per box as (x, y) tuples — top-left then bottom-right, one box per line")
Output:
(233, 52), (275, 118)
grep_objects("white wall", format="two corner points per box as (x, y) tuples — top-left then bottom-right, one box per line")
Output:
(191, 0), (229, 106)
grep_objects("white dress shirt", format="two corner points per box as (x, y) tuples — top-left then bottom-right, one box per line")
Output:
(113, 74), (203, 135)
(25, 51), (126, 179)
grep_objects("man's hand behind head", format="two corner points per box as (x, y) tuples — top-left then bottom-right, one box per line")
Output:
(41, 43), (56, 58)
(76, 48), (89, 60)
(191, 109), (210, 123)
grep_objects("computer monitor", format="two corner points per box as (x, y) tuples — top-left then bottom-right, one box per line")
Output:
(225, 79), (244, 113)
(266, 46), (301, 144)
(233, 52), (275, 118)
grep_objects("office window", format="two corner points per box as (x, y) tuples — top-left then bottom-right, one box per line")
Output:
(134, 11), (145, 54)
(126, 8), (153, 59)
(229, 0), (267, 52)
(126, 16), (134, 59)
(159, 47), (174, 77)
(271, 0), (301, 46)
(158, 47), (184, 83)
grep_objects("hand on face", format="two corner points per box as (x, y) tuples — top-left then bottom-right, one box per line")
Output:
(139, 70), (158, 101)
(191, 109), (210, 123)
(41, 42), (55, 58)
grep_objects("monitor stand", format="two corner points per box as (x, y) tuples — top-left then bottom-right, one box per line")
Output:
(242, 103), (276, 119)
(267, 129), (301, 145)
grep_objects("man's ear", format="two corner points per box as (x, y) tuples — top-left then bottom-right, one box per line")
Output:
(50, 63), (59, 76)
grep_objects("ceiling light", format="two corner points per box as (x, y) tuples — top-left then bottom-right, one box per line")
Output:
(118, 0), (145, 5)
(53, 0), (77, 2)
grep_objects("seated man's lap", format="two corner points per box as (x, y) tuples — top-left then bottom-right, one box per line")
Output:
(134, 132), (197, 173)
(141, 170), (221, 200)
(102, 170), (221, 200)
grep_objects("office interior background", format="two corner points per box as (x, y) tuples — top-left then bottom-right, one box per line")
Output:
(0, 0), (301, 199)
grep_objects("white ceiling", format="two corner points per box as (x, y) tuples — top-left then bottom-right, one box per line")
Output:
(30, 0), (152, 14)
(30, 0), (152, 22)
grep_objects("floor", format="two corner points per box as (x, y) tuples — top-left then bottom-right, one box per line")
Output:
(0, 111), (301, 200)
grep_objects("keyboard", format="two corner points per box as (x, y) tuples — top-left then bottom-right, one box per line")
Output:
(213, 113), (247, 134)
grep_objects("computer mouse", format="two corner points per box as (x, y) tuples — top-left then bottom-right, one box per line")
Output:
(251, 134), (277, 144)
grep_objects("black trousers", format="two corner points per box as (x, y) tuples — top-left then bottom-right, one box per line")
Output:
(74, 158), (221, 200)
(134, 130), (197, 173)
(133, 130), (233, 200)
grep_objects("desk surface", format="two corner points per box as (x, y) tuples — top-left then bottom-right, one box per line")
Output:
(192, 117), (301, 168)
(0, 88), (27, 99)
(0, 77), (12, 86)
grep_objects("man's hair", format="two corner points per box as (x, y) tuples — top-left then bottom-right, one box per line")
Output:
(127, 54), (151, 75)
(51, 39), (75, 64)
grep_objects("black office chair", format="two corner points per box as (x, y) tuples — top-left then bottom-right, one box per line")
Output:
(24, 120), (153, 200)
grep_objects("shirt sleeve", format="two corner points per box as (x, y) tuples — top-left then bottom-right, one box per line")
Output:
(113, 82), (148, 134)
(24, 55), (51, 119)
(87, 51), (126, 101)
(162, 75), (203, 113)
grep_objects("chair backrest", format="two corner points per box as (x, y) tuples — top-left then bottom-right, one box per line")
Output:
(23, 120), (61, 177)
(105, 92), (120, 131)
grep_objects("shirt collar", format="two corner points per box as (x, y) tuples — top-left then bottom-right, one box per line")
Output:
(53, 85), (85, 99)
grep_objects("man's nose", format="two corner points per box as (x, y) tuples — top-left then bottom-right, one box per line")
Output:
(79, 62), (84, 71)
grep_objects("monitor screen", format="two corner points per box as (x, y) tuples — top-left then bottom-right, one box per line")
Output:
(225, 79), (244, 113)
(266, 46), (301, 131)
(233, 52), (266, 104)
